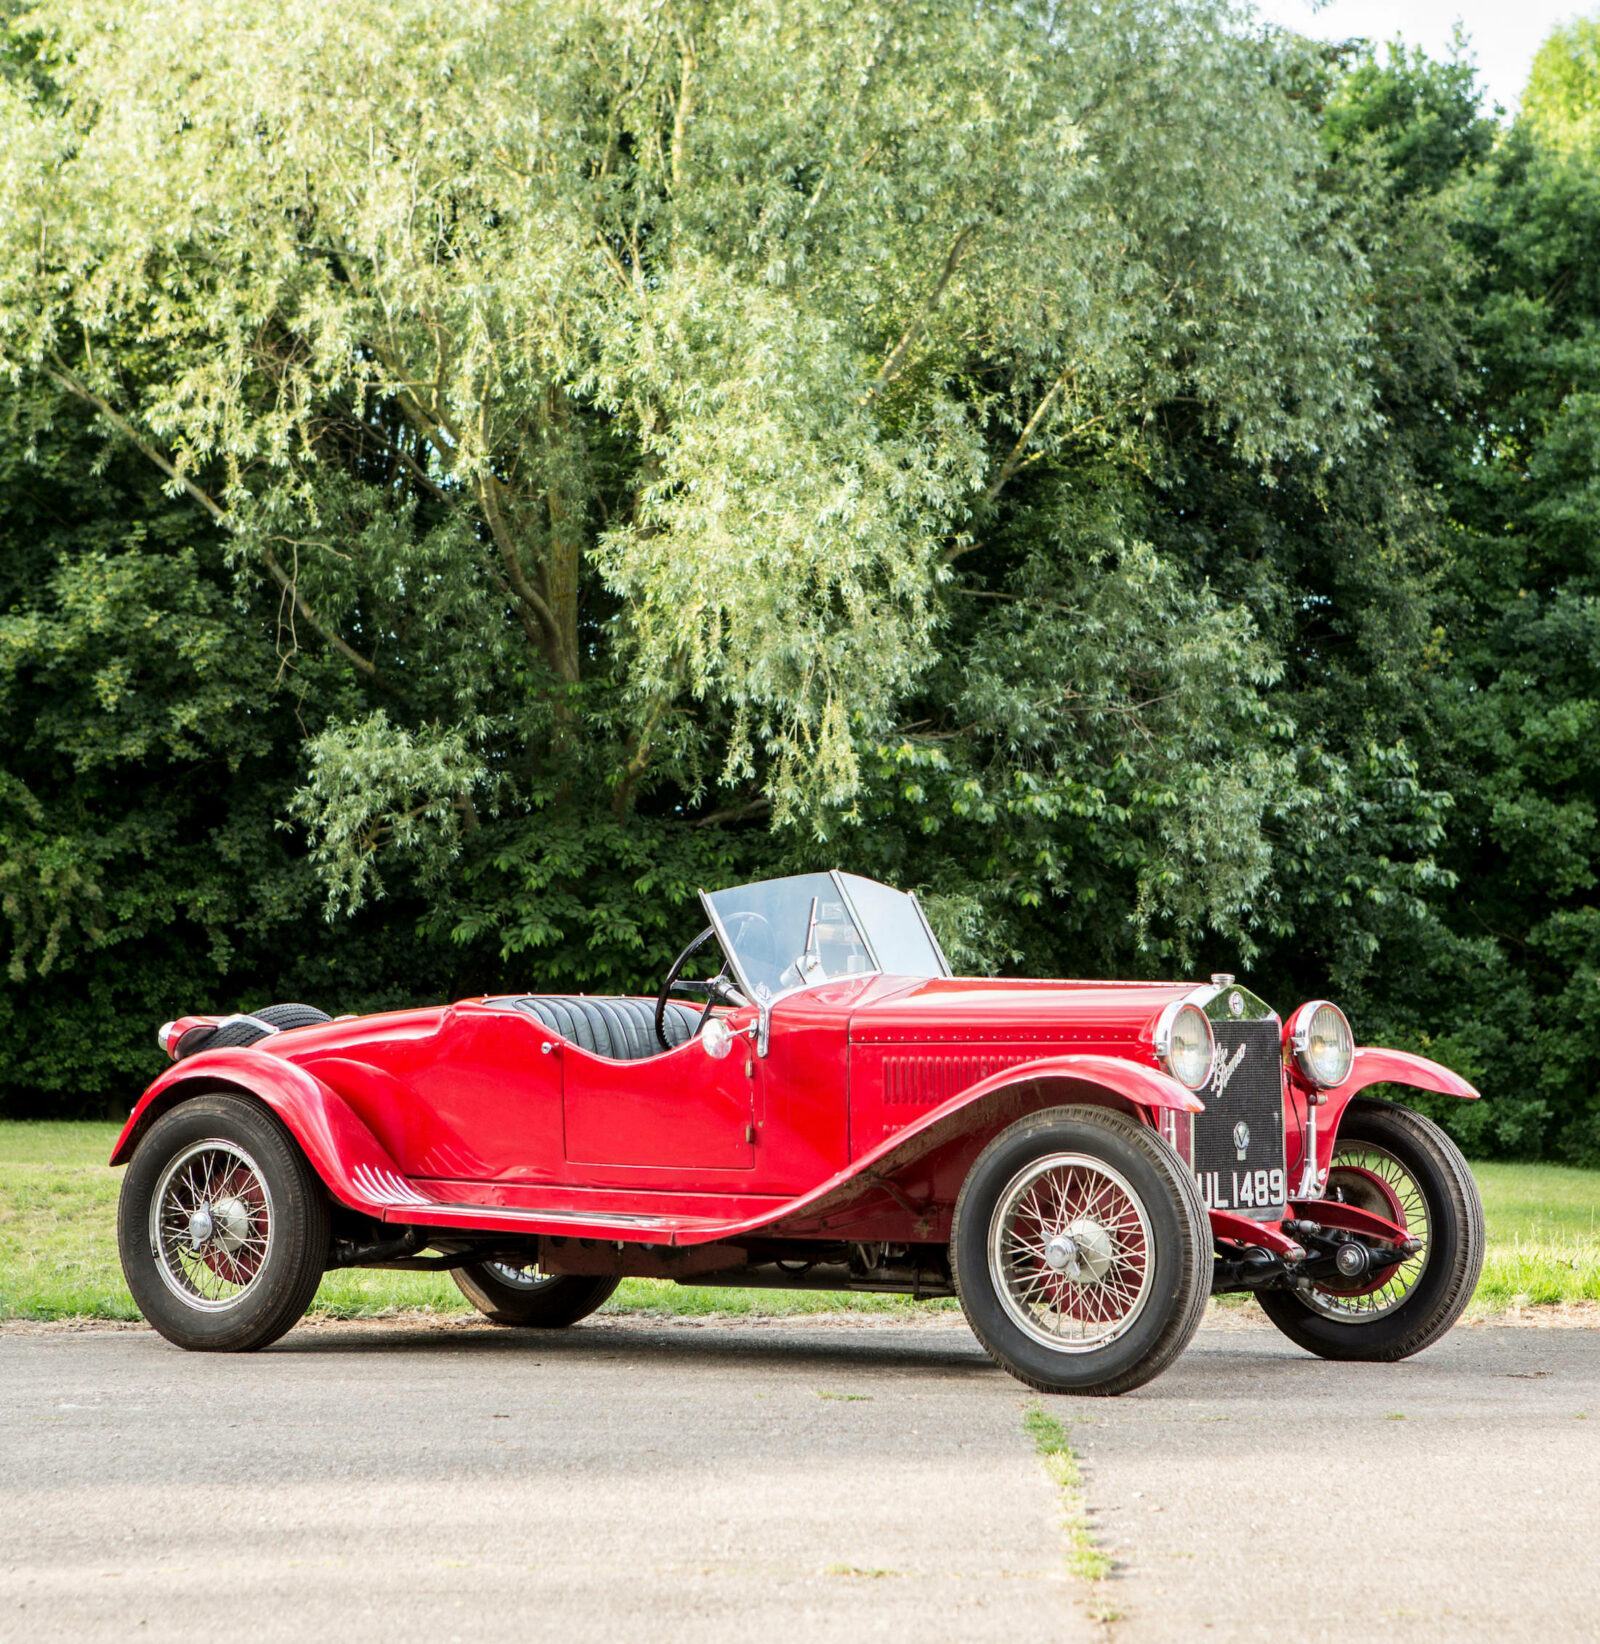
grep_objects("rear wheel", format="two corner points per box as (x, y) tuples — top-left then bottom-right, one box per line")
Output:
(117, 1093), (330, 1351)
(951, 1106), (1209, 1396)
(1256, 1098), (1484, 1361)
(451, 1260), (619, 1327)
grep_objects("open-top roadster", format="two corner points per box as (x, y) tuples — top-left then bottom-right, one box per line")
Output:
(113, 871), (1484, 1394)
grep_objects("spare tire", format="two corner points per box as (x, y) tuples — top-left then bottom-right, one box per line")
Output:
(252, 1003), (335, 1034)
(175, 1003), (332, 1060)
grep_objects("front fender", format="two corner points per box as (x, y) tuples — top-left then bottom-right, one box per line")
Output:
(1328, 1046), (1480, 1103)
(762, 1053), (1201, 1241)
(1311, 1045), (1480, 1187)
(110, 1049), (419, 1217)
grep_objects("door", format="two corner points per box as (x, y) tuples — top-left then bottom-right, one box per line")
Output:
(561, 1036), (756, 1172)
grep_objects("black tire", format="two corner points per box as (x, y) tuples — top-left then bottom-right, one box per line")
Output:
(951, 1106), (1209, 1397)
(176, 1002), (331, 1059)
(253, 1003), (333, 1032)
(451, 1261), (620, 1327)
(117, 1092), (330, 1352)
(1256, 1098), (1485, 1362)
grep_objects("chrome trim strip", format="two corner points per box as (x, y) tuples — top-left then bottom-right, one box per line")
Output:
(216, 1013), (283, 1037)
(352, 1164), (434, 1207)
(907, 889), (954, 979)
(406, 1202), (675, 1227)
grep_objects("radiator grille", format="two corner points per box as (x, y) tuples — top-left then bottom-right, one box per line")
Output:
(1191, 1017), (1287, 1219)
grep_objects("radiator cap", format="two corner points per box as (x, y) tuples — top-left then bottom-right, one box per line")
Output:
(1210, 973), (1235, 986)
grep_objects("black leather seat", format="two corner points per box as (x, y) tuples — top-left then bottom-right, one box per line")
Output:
(507, 995), (701, 1060)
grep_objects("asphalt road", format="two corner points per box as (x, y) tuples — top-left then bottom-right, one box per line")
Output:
(1, 1311), (1596, 1644)
(1064, 1314), (1600, 1643)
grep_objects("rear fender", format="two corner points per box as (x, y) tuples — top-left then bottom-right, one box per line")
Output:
(766, 1053), (1202, 1241)
(1314, 1046), (1480, 1186)
(110, 1049), (418, 1218)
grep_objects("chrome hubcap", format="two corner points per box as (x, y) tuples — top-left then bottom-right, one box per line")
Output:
(149, 1141), (274, 1312)
(211, 1196), (252, 1251)
(989, 1152), (1154, 1353)
(1041, 1219), (1116, 1282)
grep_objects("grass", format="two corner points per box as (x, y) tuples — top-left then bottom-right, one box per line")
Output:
(1467, 1160), (1600, 1311)
(0, 1121), (959, 1322)
(1024, 1406), (1113, 1585)
(1, 1121), (1597, 1322)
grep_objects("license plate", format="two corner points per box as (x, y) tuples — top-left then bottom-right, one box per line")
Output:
(1197, 1167), (1286, 1214)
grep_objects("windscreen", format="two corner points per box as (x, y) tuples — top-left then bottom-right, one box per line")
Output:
(703, 873), (874, 1001)
(838, 874), (950, 978)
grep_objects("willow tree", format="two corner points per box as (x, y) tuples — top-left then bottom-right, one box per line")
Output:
(0, 0), (1372, 955)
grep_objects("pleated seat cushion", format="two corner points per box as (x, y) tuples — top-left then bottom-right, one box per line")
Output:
(508, 995), (701, 1060)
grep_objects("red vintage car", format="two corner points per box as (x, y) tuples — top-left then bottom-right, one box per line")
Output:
(112, 871), (1484, 1394)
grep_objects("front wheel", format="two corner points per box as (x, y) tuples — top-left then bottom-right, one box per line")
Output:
(451, 1260), (619, 1327)
(117, 1093), (330, 1351)
(1256, 1098), (1484, 1361)
(951, 1106), (1209, 1397)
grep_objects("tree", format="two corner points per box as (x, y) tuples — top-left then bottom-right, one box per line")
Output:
(1429, 86), (1600, 1160)
(1524, 14), (1600, 151)
(0, 383), (481, 1110)
(0, 0), (1370, 927)
(1285, 17), (1600, 1163)
(9, 0), (1517, 1133)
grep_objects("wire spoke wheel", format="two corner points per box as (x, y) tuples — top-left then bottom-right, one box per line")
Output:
(1299, 1141), (1431, 1321)
(483, 1260), (561, 1292)
(120, 1094), (329, 1352)
(149, 1140), (275, 1312)
(989, 1151), (1154, 1352)
(1255, 1098), (1483, 1365)
(955, 1107), (1207, 1396)
(451, 1258), (619, 1327)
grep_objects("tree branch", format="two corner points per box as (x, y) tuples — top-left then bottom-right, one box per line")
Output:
(694, 797), (772, 829)
(865, 222), (979, 400)
(45, 356), (389, 685)
(611, 694), (671, 817)
(476, 470), (571, 676)
(47, 357), (228, 527)
(983, 364), (1074, 504)
(670, 28), (697, 193)
(942, 391), (1117, 567)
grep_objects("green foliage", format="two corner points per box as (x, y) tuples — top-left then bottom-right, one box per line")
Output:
(1324, 34), (1497, 194)
(1, 2), (1599, 1171)
(0, 389), (478, 1109)
(1418, 87), (1600, 1161)
(1524, 15), (1600, 151)
(0, 0), (1370, 841)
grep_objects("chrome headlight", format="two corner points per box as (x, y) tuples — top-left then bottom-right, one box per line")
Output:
(1289, 1000), (1354, 1088)
(1154, 1002), (1215, 1091)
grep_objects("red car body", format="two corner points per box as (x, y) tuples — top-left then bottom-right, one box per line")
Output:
(114, 981), (1474, 1270)
(111, 872), (1483, 1390)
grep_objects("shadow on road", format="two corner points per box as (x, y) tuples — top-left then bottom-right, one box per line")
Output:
(268, 1314), (1002, 1380)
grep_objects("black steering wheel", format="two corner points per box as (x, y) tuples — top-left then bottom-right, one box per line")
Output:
(654, 916), (767, 1050)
